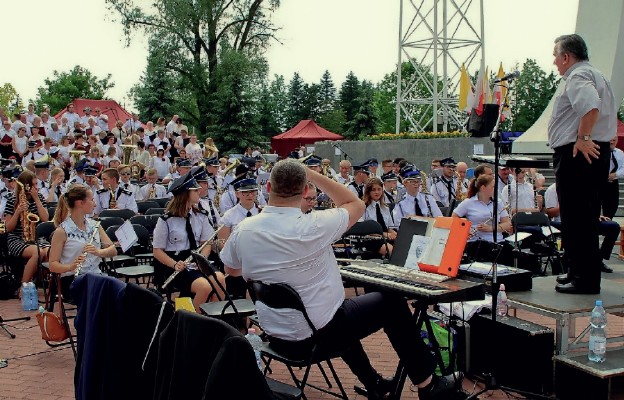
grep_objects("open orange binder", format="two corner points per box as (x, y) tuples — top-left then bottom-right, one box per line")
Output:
(392, 216), (471, 277)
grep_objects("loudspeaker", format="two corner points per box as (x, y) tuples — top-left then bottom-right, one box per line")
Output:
(469, 312), (554, 394)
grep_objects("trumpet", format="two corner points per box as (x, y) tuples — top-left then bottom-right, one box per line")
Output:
(161, 225), (223, 290)
(75, 222), (101, 276)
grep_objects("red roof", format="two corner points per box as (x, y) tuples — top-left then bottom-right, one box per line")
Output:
(53, 98), (134, 131)
(271, 120), (344, 156)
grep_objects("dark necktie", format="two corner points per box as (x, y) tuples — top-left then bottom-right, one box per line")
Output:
(375, 203), (388, 232)
(185, 214), (198, 249)
(611, 150), (618, 174)
(55, 186), (61, 199)
(124, 183), (129, 189)
(246, 210), (252, 218)
(207, 199), (217, 227)
(414, 196), (424, 216)
(444, 178), (454, 199)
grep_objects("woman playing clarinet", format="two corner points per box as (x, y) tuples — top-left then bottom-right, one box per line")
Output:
(152, 171), (225, 312)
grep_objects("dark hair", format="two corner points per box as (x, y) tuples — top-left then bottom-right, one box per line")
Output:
(166, 190), (193, 218)
(102, 168), (119, 182)
(53, 184), (91, 226)
(16, 170), (37, 201)
(137, 140), (145, 148)
(555, 34), (589, 61)
(473, 164), (491, 179)
(363, 177), (386, 207)
(467, 174), (494, 198)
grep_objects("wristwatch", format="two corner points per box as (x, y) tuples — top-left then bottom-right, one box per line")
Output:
(578, 135), (591, 141)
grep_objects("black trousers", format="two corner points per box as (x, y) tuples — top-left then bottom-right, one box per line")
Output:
(269, 292), (435, 387)
(554, 141), (610, 289)
(602, 179), (619, 220)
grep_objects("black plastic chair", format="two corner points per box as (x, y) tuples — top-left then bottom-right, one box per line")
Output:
(99, 216), (125, 231)
(115, 224), (154, 286)
(129, 215), (160, 234)
(103, 225), (135, 274)
(136, 200), (159, 215)
(145, 208), (166, 216)
(249, 280), (349, 399)
(193, 252), (256, 331)
(99, 208), (136, 220)
(338, 220), (390, 260)
(512, 212), (563, 275)
(154, 197), (170, 208)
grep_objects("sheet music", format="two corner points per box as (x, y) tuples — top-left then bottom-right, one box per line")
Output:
(420, 227), (448, 266)
(459, 261), (515, 275)
(404, 235), (430, 270)
(541, 226), (560, 236)
(115, 220), (138, 253)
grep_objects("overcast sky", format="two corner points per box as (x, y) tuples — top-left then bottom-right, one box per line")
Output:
(4, 0), (578, 112)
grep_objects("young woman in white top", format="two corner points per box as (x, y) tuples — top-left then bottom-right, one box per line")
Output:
(12, 126), (28, 161)
(359, 177), (394, 257)
(58, 136), (72, 166)
(48, 184), (117, 277)
(185, 135), (203, 165)
(452, 174), (513, 264)
(150, 147), (172, 179)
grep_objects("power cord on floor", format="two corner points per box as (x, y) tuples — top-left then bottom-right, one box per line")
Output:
(0, 345), (72, 369)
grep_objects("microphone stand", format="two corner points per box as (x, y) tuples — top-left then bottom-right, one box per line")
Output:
(466, 80), (550, 400)
(331, 142), (353, 161)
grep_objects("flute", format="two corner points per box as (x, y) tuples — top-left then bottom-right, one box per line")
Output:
(161, 225), (223, 290)
(75, 221), (101, 276)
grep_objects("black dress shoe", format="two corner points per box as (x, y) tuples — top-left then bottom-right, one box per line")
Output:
(555, 282), (600, 294)
(556, 274), (571, 284)
(362, 375), (395, 400)
(601, 263), (614, 273)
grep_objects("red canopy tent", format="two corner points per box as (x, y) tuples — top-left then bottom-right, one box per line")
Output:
(271, 120), (344, 157)
(53, 98), (134, 131)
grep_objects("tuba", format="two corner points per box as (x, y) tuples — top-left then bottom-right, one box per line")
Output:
(109, 187), (117, 209)
(15, 181), (40, 243)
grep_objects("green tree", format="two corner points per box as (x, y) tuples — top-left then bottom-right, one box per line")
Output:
(0, 83), (20, 115)
(35, 66), (114, 115)
(286, 72), (307, 128)
(346, 80), (377, 138)
(511, 59), (558, 132)
(339, 71), (361, 131)
(317, 108), (346, 134)
(268, 74), (289, 132)
(105, 0), (280, 136)
(318, 70), (336, 114)
(130, 38), (178, 123)
(303, 82), (320, 121)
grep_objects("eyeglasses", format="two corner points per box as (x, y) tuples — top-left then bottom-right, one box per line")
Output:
(303, 197), (317, 202)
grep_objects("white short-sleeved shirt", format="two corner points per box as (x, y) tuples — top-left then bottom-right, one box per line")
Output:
(393, 192), (442, 223)
(544, 183), (560, 223)
(360, 201), (396, 230)
(199, 198), (222, 227)
(431, 176), (458, 207)
(60, 217), (102, 276)
(219, 189), (266, 214)
(453, 196), (509, 242)
(220, 206), (349, 341)
(500, 181), (535, 210)
(221, 203), (260, 230)
(152, 211), (214, 252)
(151, 157), (171, 179)
(94, 187), (138, 215)
(136, 183), (170, 201)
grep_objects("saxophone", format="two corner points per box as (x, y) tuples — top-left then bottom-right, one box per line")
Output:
(149, 184), (156, 199)
(212, 177), (221, 210)
(455, 172), (467, 202)
(420, 171), (430, 194)
(16, 181), (40, 243)
(109, 187), (117, 209)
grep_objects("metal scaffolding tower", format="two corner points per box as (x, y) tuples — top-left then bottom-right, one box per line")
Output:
(396, 0), (485, 133)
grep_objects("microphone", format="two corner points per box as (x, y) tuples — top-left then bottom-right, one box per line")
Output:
(494, 71), (520, 83)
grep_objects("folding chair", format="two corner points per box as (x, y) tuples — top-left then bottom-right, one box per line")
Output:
(36, 221), (57, 305)
(103, 225), (135, 275)
(338, 220), (390, 261)
(115, 224), (154, 286)
(129, 215), (160, 233)
(145, 207), (166, 216)
(249, 280), (349, 399)
(136, 200), (159, 215)
(154, 197), (170, 208)
(99, 208), (136, 220)
(99, 216), (125, 231)
(193, 252), (256, 331)
(512, 211), (563, 275)
(43, 272), (78, 359)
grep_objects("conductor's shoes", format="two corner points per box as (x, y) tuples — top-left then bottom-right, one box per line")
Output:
(555, 282), (600, 295)
(601, 263), (614, 273)
(556, 274), (571, 284)
(418, 372), (464, 400)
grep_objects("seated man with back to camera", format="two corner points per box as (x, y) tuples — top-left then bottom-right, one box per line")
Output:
(220, 159), (458, 400)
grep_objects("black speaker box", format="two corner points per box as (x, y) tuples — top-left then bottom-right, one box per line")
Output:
(468, 312), (554, 394)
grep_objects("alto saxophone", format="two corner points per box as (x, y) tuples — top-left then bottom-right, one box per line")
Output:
(149, 184), (156, 199)
(212, 177), (221, 210)
(16, 181), (40, 243)
(420, 171), (430, 194)
(109, 187), (117, 209)
(455, 172), (466, 202)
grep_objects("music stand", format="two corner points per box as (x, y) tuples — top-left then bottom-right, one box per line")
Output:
(0, 314), (31, 339)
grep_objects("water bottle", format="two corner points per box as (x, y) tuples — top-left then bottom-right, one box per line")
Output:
(245, 328), (263, 370)
(28, 282), (38, 311)
(589, 300), (607, 363)
(496, 284), (508, 317)
(21, 283), (30, 311)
